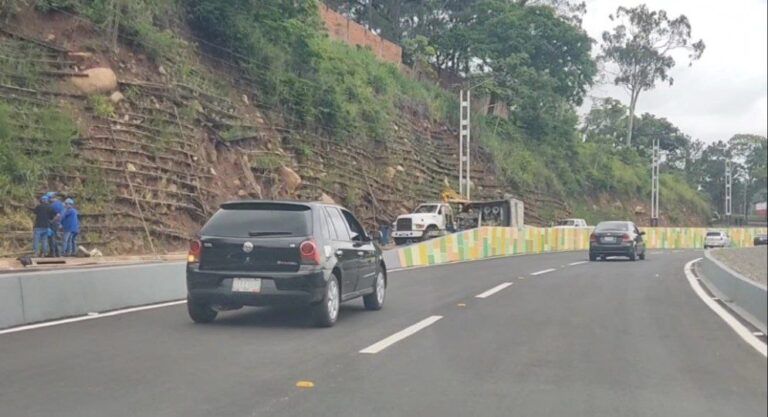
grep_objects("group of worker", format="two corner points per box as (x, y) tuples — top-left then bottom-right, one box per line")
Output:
(32, 192), (80, 258)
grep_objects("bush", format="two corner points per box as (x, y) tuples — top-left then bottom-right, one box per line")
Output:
(88, 95), (115, 118)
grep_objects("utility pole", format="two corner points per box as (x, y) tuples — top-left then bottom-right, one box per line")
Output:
(459, 89), (471, 199)
(725, 160), (732, 225)
(650, 138), (660, 226)
(744, 176), (749, 225)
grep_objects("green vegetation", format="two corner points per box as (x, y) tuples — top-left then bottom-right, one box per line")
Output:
(87, 95), (115, 118)
(0, 102), (78, 201)
(185, 0), (453, 141)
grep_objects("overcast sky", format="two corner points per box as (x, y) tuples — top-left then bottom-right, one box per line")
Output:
(581, 0), (767, 143)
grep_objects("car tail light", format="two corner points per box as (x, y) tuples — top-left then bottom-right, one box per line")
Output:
(589, 233), (597, 243)
(622, 233), (632, 242)
(188, 239), (202, 263)
(300, 240), (321, 265)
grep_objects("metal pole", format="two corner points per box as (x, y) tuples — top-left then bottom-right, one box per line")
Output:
(459, 89), (470, 198)
(725, 160), (732, 224)
(466, 89), (471, 200)
(651, 138), (660, 226)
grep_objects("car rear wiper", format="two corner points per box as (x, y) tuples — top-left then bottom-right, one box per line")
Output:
(248, 231), (293, 237)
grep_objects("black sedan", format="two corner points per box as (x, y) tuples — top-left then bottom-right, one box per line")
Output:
(589, 221), (646, 261)
(754, 234), (768, 246)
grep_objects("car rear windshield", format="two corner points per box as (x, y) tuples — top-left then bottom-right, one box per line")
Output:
(595, 222), (630, 231)
(706, 232), (722, 237)
(557, 220), (575, 226)
(200, 203), (312, 238)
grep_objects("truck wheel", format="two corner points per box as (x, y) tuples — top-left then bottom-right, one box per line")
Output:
(187, 297), (218, 324)
(363, 269), (386, 311)
(424, 225), (438, 240)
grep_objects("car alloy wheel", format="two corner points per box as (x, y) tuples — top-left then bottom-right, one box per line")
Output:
(327, 278), (339, 322)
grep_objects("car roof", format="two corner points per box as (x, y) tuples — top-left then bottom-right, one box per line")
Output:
(219, 199), (347, 211)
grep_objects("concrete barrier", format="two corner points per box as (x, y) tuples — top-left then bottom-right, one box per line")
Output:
(393, 226), (768, 268)
(0, 262), (185, 329)
(698, 251), (767, 333)
(0, 275), (24, 329)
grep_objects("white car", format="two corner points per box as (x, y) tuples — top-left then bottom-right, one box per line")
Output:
(704, 231), (730, 248)
(554, 218), (588, 228)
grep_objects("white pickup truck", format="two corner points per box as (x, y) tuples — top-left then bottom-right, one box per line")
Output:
(392, 203), (454, 245)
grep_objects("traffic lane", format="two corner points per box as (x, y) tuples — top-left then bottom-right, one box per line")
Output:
(268, 250), (767, 417)
(0, 251), (585, 417)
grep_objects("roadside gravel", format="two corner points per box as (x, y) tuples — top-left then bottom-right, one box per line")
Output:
(710, 246), (768, 286)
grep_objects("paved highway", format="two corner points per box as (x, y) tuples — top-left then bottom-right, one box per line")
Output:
(1, 251), (765, 417)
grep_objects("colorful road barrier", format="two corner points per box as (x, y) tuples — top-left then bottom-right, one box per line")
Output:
(395, 226), (768, 269)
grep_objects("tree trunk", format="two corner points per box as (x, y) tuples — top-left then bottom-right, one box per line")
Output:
(626, 88), (639, 147)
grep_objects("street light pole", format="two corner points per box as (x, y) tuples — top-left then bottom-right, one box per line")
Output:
(459, 89), (471, 199)
(725, 160), (732, 225)
(650, 138), (660, 226)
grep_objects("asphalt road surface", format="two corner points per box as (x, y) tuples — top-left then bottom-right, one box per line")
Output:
(1, 250), (766, 417)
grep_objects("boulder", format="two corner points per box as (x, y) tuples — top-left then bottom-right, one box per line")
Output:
(385, 166), (397, 180)
(634, 205), (646, 215)
(278, 166), (302, 194)
(109, 91), (125, 104)
(237, 189), (248, 198)
(319, 193), (336, 205)
(70, 67), (118, 95)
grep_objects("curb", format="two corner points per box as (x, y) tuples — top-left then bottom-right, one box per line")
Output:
(697, 250), (767, 334)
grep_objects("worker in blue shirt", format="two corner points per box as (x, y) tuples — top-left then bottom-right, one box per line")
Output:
(46, 192), (64, 257)
(61, 198), (81, 257)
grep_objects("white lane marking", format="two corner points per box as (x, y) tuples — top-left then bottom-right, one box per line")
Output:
(531, 268), (556, 276)
(0, 300), (187, 336)
(683, 259), (766, 357)
(360, 315), (443, 354)
(568, 261), (588, 266)
(475, 282), (513, 299)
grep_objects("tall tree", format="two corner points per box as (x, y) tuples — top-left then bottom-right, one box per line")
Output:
(599, 5), (705, 147)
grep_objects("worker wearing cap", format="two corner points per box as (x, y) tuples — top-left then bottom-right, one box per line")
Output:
(47, 192), (65, 257)
(32, 195), (55, 257)
(61, 198), (81, 257)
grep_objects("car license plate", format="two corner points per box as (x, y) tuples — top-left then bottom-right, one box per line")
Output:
(602, 236), (616, 243)
(232, 278), (261, 293)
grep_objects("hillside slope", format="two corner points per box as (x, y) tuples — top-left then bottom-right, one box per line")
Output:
(0, 1), (708, 256)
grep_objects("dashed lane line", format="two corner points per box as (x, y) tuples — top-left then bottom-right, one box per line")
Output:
(359, 316), (444, 354)
(531, 268), (557, 276)
(475, 282), (513, 299)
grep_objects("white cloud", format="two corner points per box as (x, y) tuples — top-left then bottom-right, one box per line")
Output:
(582, 0), (768, 143)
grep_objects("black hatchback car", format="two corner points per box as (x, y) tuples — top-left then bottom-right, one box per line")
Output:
(186, 201), (387, 327)
(589, 221), (646, 261)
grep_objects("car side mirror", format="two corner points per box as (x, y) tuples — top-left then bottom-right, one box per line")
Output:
(640, 231), (646, 236)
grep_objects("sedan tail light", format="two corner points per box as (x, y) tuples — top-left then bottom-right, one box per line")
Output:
(188, 239), (202, 263)
(622, 233), (632, 242)
(300, 239), (321, 265)
(589, 233), (598, 243)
